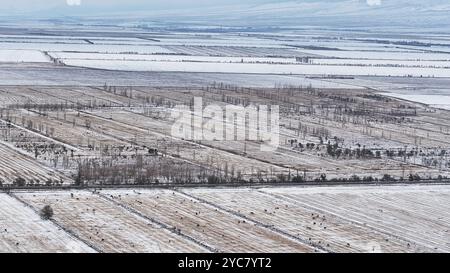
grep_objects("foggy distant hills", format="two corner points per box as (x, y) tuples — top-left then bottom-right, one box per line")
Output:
(2, 0), (450, 29)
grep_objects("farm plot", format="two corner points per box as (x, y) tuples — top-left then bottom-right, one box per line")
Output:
(298, 49), (450, 61)
(101, 189), (317, 252)
(0, 65), (357, 87)
(0, 87), (67, 107)
(0, 120), (82, 175)
(26, 86), (141, 108)
(1, 82), (449, 185)
(261, 185), (450, 252)
(183, 186), (450, 252)
(121, 87), (445, 178)
(312, 59), (450, 68)
(0, 50), (50, 63)
(5, 109), (124, 149)
(285, 40), (421, 52)
(0, 43), (173, 55)
(0, 141), (68, 185)
(86, 38), (161, 45)
(103, 45), (305, 58)
(49, 52), (297, 64)
(385, 93), (450, 111)
(61, 59), (450, 77)
(59, 110), (288, 178)
(15, 191), (208, 253)
(150, 37), (290, 48)
(0, 193), (94, 253)
(184, 188), (434, 253)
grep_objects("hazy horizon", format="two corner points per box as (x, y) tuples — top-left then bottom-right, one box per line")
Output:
(2, 0), (276, 13)
(1, 0), (449, 29)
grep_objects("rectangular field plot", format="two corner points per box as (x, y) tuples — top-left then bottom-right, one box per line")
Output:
(0, 43), (174, 55)
(101, 189), (317, 253)
(15, 191), (208, 253)
(262, 185), (450, 252)
(50, 52), (297, 64)
(184, 187), (439, 253)
(60, 59), (450, 77)
(0, 50), (50, 63)
(0, 193), (94, 253)
(0, 142), (68, 185)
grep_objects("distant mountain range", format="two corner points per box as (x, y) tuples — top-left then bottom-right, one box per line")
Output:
(3, 0), (450, 29)
(142, 0), (450, 29)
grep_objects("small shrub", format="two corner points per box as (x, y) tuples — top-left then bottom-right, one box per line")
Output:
(40, 205), (54, 220)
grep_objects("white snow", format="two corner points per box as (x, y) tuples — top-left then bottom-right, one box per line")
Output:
(50, 52), (297, 64)
(0, 43), (173, 55)
(299, 50), (450, 61)
(312, 58), (450, 68)
(385, 93), (450, 110)
(0, 193), (95, 253)
(0, 49), (50, 63)
(62, 59), (450, 78)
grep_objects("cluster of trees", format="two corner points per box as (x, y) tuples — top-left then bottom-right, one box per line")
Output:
(74, 155), (216, 186)
(326, 143), (380, 159)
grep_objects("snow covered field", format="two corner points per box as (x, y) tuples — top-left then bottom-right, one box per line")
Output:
(0, 43), (173, 55)
(50, 52), (297, 64)
(1, 26), (450, 254)
(261, 185), (450, 252)
(0, 193), (94, 253)
(299, 50), (450, 61)
(186, 184), (450, 252)
(385, 93), (450, 110)
(312, 59), (450, 68)
(0, 141), (69, 185)
(16, 191), (207, 253)
(0, 50), (50, 63)
(61, 59), (450, 77)
(2, 184), (449, 253)
(0, 64), (359, 88)
(2, 29), (450, 80)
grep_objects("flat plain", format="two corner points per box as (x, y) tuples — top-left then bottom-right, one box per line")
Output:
(1, 24), (450, 253)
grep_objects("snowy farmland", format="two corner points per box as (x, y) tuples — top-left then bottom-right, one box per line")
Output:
(0, 193), (95, 253)
(0, 49), (50, 63)
(0, 184), (448, 253)
(60, 59), (450, 77)
(49, 52), (298, 64)
(1, 24), (450, 254)
(384, 93), (450, 111)
(2, 29), (450, 79)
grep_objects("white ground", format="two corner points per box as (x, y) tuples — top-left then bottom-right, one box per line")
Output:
(0, 49), (50, 63)
(385, 93), (450, 110)
(312, 59), (450, 68)
(299, 50), (450, 61)
(2, 183), (450, 253)
(0, 43), (174, 55)
(50, 52), (297, 64)
(0, 193), (95, 253)
(187, 184), (450, 252)
(61, 59), (450, 77)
